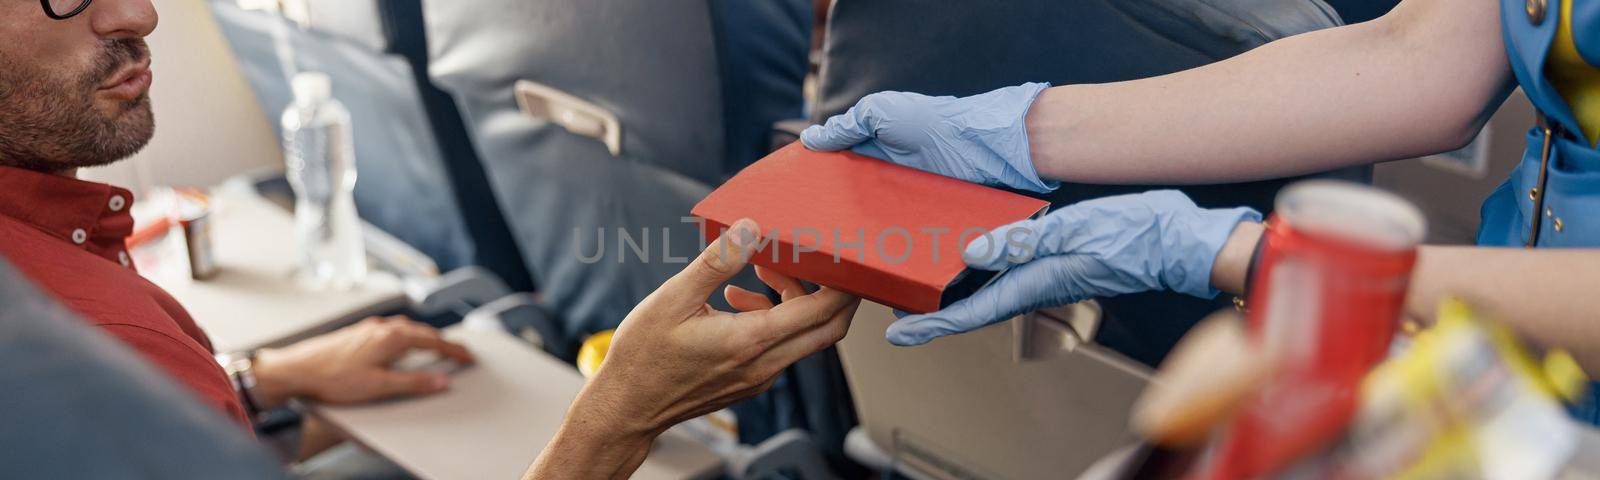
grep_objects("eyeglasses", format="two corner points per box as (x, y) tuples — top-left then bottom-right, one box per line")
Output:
(42, 0), (92, 20)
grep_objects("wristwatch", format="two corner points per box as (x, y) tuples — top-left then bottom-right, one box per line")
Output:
(218, 351), (265, 421)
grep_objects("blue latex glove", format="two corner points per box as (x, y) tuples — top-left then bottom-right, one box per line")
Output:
(887, 190), (1262, 346)
(800, 82), (1059, 193)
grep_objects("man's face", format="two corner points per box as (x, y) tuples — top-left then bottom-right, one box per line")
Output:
(0, 0), (159, 172)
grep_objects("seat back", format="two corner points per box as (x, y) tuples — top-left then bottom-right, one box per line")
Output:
(839, 302), (1150, 480)
(816, 0), (1364, 365)
(421, 0), (808, 338)
(706, 0), (814, 174)
(0, 261), (284, 479)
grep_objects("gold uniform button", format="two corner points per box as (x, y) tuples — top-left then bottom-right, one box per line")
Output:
(1528, 0), (1547, 24)
(1554, 217), (1565, 232)
(1530, 188), (1541, 200)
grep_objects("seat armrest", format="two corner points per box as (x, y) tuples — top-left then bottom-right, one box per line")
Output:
(460, 293), (574, 361)
(405, 266), (512, 317)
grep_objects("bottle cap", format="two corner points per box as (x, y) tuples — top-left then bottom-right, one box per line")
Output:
(291, 72), (332, 104)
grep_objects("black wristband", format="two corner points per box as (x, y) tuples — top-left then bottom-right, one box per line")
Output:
(1241, 227), (1270, 300)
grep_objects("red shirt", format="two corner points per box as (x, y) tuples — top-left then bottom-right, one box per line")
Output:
(0, 166), (248, 427)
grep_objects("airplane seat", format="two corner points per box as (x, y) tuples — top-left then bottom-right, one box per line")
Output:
(420, 0), (725, 353)
(419, 0), (808, 349)
(206, 0), (535, 292)
(816, 0), (1389, 366)
(420, 0), (860, 460)
(0, 260), (284, 479)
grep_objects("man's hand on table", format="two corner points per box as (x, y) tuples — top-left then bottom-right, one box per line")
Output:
(525, 219), (861, 480)
(251, 316), (476, 409)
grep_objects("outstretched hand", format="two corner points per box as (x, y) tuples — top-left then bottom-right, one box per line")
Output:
(526, 219), (860, 480)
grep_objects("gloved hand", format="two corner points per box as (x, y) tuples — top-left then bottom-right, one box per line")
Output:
(801, 82), (1059, 193)
(887, 190), (1261, 346)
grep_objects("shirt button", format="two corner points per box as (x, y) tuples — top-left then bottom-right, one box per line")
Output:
(108, 195), (126, 212)
(118, 251), (131, 267)
(71, 228), (88, 245)
(1527, 0), (1546, 24)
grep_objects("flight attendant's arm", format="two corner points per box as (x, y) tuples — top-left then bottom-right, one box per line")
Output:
(913, 207), (1600, 374)
(1026, 0), (1514, 184)
(1404, 247), (1600, 371)
(1211, 232), (1600, 373)
(804, 0), (1516, 190)
(1135, 242), (1600, 445)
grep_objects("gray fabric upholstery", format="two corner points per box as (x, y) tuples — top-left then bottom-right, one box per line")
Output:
(420, 4), (823, 449)
(816, 0), (1346, 117)
(423, 0), (803, 337)
(211, 2), (478, 271)
(426, 1), (726, 184)
(299, 0), (387, 52)
(815, 0), (1363, 366)
(707, 0), (812, 175)
(0, 260), (284, 479)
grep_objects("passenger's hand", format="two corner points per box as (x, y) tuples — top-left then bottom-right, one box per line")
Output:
(723, 265), (812, 313)
(526, 219), (860, 480)
(583, 219), (859, 429)
(252, 316), (475, 407)
(801, 83), (1059, 193)
(886, 190), (1260, 346)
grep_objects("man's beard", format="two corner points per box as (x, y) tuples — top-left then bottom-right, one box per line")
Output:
(0, 39), (155, 172)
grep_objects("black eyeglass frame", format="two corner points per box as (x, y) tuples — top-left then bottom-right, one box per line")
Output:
(42, 0), (92, 20)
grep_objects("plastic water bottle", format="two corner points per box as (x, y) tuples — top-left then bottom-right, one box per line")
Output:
(283, 72), (366, 289)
